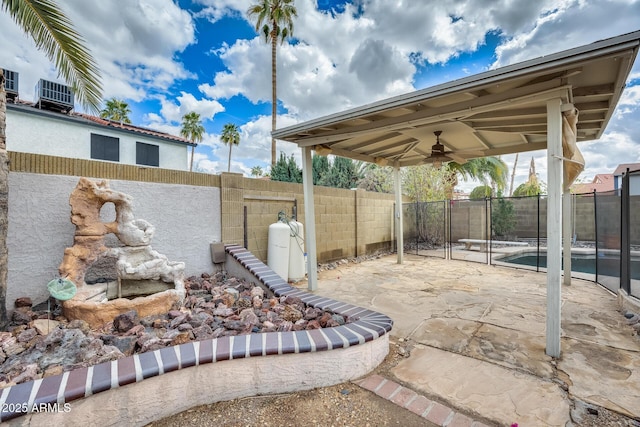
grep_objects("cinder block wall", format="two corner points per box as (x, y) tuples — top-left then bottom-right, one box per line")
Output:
(227, 175), (398, 263)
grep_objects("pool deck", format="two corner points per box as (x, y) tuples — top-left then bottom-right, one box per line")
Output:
(298, 253), (640, 426)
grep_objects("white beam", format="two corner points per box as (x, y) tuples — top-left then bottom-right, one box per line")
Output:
(546, 98), (563, 358)
(394, 167), (404, 264)
(301, 146), (318, 291)
(563, 190), (572, 286)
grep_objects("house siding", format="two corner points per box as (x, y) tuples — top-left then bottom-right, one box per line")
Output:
(6, 105), (189, 170)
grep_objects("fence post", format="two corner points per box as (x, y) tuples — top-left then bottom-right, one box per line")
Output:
(537, 194), (540, 273)
(486, 196), (491, 265)
(593, 190), (598, 282)
(621, 169), (631, 294)
(563, 191), (572, 285)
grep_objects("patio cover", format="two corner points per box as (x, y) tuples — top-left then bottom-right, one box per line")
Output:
(273, 30), (640, 357)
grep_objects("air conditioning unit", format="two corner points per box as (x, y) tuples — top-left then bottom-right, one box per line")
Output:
(35, 79), (74, 112)
(2, 69), (18, 101)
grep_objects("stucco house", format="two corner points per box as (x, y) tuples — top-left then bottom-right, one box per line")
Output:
(3, 69), (194, 170)
(613, 163), (640, 195)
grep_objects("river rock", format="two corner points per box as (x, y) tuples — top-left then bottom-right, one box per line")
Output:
(331, 314), (346, 325)
(14, 297), (32, 308)
(239, 308), (259, 326)
(177, 323), (193, 332)
(306, 320), (321, 329)
(222, 288), (240, 307)
(192, 324), (213, 340)
(213, 306), (234, 317)
(17, 329), (37, 343)
(139, 337), (165, 353)
(66, 319), (92, 335)
(124, 324), (146, 336)
(32, 319), (61, 335)
(282, 305), (303, 322)
(250, 287), (265, 299)
(318, 312), (333, 327)
(169, 314), (189, 329)
(13, 363), (39, 384)
(11, 309), (33, 325)
(101, 335), (137, 356)
(113, 310), (140, 333)
(43, 365), (64, 378)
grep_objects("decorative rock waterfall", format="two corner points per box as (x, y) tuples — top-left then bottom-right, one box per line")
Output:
(59, 178), (185, 327)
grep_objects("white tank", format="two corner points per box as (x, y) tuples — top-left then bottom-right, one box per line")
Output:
(288, 220), (305, 281)
(267, 221), (290, 280)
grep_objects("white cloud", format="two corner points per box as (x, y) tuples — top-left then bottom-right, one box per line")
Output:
(0, 0), (196, 106)
(3, 0), (640, 183)
(492, 0), (640, 68)
(158, 92), (225, 124)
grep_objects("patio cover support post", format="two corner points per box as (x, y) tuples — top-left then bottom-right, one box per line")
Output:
(563, 190), (572, 286)
(546, 98), (563, 358)
(301, 146), (318, 291)
(394, 166), (403, 264)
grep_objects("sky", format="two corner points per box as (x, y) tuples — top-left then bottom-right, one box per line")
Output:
(2, 0), (640, 192)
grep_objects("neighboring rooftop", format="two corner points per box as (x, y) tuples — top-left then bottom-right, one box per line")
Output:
(613, 163), (640, 176)
(6, 97), (194, 147)
(572, 173), (614, 193)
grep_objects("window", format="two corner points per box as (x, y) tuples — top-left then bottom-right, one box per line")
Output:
(136, 142), (159, 167)
(91, 134), (119, 161)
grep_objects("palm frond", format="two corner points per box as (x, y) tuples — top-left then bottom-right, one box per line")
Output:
(3, 0), (102, 113)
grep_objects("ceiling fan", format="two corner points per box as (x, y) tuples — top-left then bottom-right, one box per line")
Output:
(426, 130), (484, 165)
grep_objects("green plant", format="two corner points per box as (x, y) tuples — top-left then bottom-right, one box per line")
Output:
(491, 197), (516, 238)
(469, 185), (491, 200)
(270, 152), (302, 183)
(180, 112), (205, 172)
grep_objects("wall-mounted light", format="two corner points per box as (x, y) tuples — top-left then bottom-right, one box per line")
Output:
(314, 145), (332, 156)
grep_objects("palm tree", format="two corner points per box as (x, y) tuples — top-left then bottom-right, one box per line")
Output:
(247, 0), (297, 167)
(250, 165), (263, 177)
(447, 157), (508, 198)
(180, 112), (204, 172)
(220, 123), (240, 172)
(100, 98), (131, 124)
(509, 153), (519, 197)
(1, 0), (102, 328)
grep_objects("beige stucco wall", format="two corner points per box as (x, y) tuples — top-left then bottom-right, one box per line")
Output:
(7, 172), (221, 310)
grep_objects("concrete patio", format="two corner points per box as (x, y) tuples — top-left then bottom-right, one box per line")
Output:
(296, 253), (640, 426)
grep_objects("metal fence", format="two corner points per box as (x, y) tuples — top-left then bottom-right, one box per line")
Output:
(402, 201), (447, 258)
(402, 171), (639, 298)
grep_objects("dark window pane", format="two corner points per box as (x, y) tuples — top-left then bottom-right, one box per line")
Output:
(136, 142), (159, 167)
(91, 134), (119, 161)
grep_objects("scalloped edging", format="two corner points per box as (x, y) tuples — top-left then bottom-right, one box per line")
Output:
(0, 245), (393, 425)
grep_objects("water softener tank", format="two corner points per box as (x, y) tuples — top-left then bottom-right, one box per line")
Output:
(267, 221), (290, 280)
(288, 221), (305, 281)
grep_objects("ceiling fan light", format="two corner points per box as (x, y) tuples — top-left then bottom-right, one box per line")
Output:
(314, 145), (332, 156)
(374, 157), (388, 166)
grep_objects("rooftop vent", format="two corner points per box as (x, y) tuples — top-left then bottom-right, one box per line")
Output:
(2, 69), (18, 101)
(35, 79), (74, 113)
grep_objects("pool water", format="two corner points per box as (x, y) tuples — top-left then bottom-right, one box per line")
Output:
(499, 252), (640, 279)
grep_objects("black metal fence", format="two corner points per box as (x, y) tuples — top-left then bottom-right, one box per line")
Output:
(402, 169), (639, 298)
(402, 201), (447, 259)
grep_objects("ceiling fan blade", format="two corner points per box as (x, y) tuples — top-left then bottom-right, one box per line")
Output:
(455, 150), (485, 156)
(448, 153), (468, 164)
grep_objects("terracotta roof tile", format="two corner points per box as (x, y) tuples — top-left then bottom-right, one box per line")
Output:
(9, 99), (193, 146)
(74, 113), (192, 145)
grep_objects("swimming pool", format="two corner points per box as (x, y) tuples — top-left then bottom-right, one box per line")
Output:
(498, 251), (640, 279)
